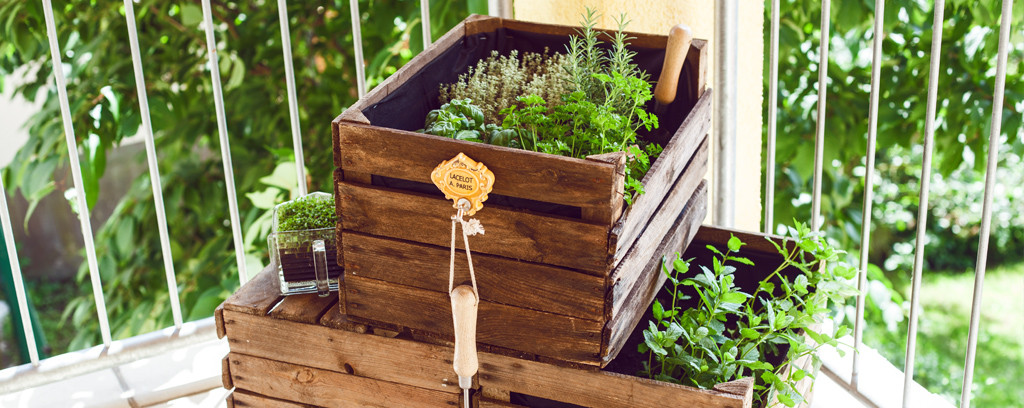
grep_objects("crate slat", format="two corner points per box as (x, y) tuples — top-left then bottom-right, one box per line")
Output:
(345, 275), (603, 364)
(338, 180), (610, 273)
(227, 353), (459, 407)
(228, 389), (319, 408)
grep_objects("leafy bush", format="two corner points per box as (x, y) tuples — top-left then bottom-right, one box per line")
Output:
(1, 0), (481, 352)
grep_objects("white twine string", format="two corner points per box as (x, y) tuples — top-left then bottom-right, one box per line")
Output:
(448, 205), (482, 305)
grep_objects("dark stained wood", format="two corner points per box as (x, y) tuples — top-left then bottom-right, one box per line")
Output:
(338, 180), (610, 273)
(335, 122), (618, 210)
(345, 276), (603, 365)
(222, 355), (232, 390)
(343, 232), (604, 319)
(477, 352), (749, 408)
(222, 265), (282, 316)
(229, 389), (319, 408)
(611, 91), (712, 266)
(319, 304), (368, 334)
(602, 183), (708, 365)
(268, 294), (337, 324)
(480, 399), (526, 408)
(583, 151), (627, 225)
(223, 309), (459, 394)
(608, 142), (709, 320)
(228, 353), (460, 407)
(215, 304), (226, 339)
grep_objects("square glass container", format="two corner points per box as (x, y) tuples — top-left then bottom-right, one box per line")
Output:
(268, 192), (343, 296)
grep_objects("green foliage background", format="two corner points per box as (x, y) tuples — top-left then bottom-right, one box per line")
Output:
(766, 0), (1024, 406)
(0, 0), (482, 351)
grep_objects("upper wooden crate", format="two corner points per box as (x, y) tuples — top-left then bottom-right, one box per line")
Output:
(331, 15), (711, 367)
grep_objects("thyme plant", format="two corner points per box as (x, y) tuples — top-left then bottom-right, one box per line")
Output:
(640, 221), (859, 407)
(276, 194), (335, 232)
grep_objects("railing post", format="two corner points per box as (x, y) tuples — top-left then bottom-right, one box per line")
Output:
(714, 0), (738, 228)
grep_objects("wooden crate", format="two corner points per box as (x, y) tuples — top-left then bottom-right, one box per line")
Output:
(331, 14), (711, 367)
(216, 265), (754, 408)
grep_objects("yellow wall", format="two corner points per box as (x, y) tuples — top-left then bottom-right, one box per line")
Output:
(512, 0), (764, 231)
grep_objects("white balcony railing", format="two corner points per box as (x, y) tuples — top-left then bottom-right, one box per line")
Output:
(0, 1), (1016, 407)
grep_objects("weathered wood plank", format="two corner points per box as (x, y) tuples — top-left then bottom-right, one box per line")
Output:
(336, 122), (618, 210)
(229, 389), (318, 408)
(222, 265), (281, 316)
(714, 378), (755, 408)
(611, 91), (712, 267)
(344, 232), (604, 319)
(338, 180), (610, 273)
(223, 310), (459, 394)
(602, 182), (708, 365)
(477, 351), (749, 408)
(582, 151), (626, 225)
(228, 353), (460, 407)
(268, 293), (336, 325)
(221, 355), (232, 390)
(480, 398), (527, 408)
(215, 304), (226, 339)
(608, 141), (709, 320)
(345, 276), (603, 365)
(319, 304), (368, 334)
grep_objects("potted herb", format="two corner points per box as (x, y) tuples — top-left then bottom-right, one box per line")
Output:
(268, 192), (343, 296)
(621, 222), (859, 407)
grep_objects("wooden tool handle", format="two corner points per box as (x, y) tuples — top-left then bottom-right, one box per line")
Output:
(654, 24), (694, 106)
(451, 284), (478, 388)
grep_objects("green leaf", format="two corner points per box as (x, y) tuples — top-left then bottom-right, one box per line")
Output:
(721, 291), (749, 304)
(740, 327), (760, 340)
(180, 4), (202, 26)
(777, 392), (796, 407)
(727, 234), (743, 252)
(652, 299), (664, 321)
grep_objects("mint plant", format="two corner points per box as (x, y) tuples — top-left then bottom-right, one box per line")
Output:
(640, 221), (859, 407)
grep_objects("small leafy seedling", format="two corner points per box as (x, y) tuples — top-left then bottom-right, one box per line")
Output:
(276, 194), (335, 232)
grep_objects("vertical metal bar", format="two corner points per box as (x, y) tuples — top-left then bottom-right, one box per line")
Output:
(903, 1), (945, 405)
(488, 0), (499, 17)
(349, 0), (367, 97)
(123, 0), (183, 328)
(200, 0), (249, 285)
(810, 0), (830, 232)
(0, 175), (39, 365)
(961, 1), (1013, 406)
(420, 0), (432, 49)
(763, 0), (779, 234)
(852, 0), (886, 390)
(41, 0), (112, 346)
(276, 0), (308, 197)
(714, 0), (738, 228)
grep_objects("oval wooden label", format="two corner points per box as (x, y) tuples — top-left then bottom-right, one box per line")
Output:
(431, 153), (494, 216)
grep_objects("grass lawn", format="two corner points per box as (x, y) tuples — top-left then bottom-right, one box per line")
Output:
(867, 261), (1024, 407)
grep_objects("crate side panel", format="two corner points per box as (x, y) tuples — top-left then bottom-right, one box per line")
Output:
(222, 310), (458, 394)
(608, 137), (709, 319)
(602, 182), (708, 365)
(345, 275), (603, 365)
(227, 353), (459, 407)
(338, 180), (610, 273)
(344, 232), (604, 319)
(222, 265), (282, 316)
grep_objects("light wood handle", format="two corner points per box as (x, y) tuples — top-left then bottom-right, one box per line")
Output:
(654, 24), (694, 105)
(451, 284), (478, 388)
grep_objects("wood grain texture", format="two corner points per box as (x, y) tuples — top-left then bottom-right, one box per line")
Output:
(602, 182), (708, 365)
(343, 232), (604, 319)
(228, 389), (318, 408)
(608, 141), (708, 320)
(319, 304), (368, 334)
(215, 305), (226, 339)
(336, 122), (617, 210)
(611, 91), (712, 266)
(223, 310), (458, 394)
(338, 180), (610, 273)
(222, 265), (282, 316)
(582, 151), (626, 225)
(477, 351), (749, 408)
(479, 399), (527, 408)
(268, 293), (336, 324)
(222, 355), (232, 390)
(345, 275), (603, 365)
(228, 353), (460, 407)
(714, 378), (755, 408)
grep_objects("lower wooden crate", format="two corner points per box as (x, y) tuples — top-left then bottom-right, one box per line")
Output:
(216, 266), (753, 408)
